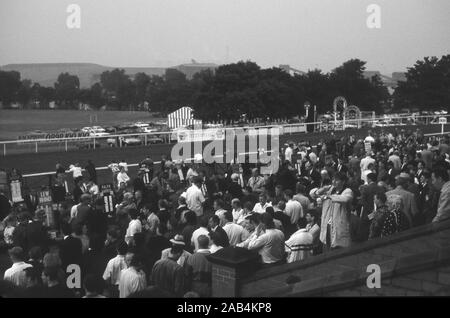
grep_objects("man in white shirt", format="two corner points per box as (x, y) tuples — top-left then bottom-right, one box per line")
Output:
(360, 153), (375, 173)
(253, 193), (272, 214)
(3, 247), (32, 287)
(185, 177), (206, 216)
(69, 164), (83, 182)
(191, 216), (210, 252)
(118, 160), (128, 172)
(103, 241), (128, 297)
(214, 199), (228, 225)
(231, 198), (244, 223)
(117, 166), (130, 187)
(238, 214), (285, 265)
(284, 143), (293, 163)
(87, 181), (99, 196)
(125, 209), (142, 246)
(222, 211), (249, 246)
(284, 190), (303, 225)
(247, 168), (265, 194)
(285, 228), (313, 263)
(118, 253), (147, 298)
(388, 151), (402, 170)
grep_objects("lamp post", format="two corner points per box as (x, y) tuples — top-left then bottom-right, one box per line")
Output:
(304, 101), (311, 119)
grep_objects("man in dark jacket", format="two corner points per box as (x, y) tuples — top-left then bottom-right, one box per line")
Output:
(12, 212), (31, 251)
(85, 160), (97, 184)
(26, 210), (49, 252)
(59, 222), (83, 271)
(208, 215), (229, 248)
(227, 174), (243, 200)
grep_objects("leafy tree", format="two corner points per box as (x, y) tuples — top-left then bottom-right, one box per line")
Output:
(134, 72), (151, 106)
(394, 55), (450, 112)
(100, 69), (133, 109)
(16, 79), (32, 107)
(54, 72), (80, 108)
(0, 70), (21, 105)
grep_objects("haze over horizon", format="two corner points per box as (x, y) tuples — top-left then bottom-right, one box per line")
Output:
(1, 0), (449, 74)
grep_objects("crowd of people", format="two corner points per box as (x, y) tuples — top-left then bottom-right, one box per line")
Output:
(1, 127), (450, 298)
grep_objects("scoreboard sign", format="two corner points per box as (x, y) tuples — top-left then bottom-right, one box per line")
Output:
(100, 183), (113, 194)
(37, 190), (54, 227)
(100, 183), (114, 213)
(10, 179), (23, 203)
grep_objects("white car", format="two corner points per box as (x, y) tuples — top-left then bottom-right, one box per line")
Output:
(107, 136), (142, 146)
(141, 127), (158, 133)
(89, 131), (110, 137)
(134, 122), (150, 128)
(91, 126), (106, 132)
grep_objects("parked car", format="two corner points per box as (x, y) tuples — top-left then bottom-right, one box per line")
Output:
(91, 126), (106, 132)
(140, 127), (158, 133)
(88, 130), (110, 137)
(103, 126), (117, 133)
(145, 135), (164, 144)
(107, 135), (143, 147)
(134, 122), (150, 128)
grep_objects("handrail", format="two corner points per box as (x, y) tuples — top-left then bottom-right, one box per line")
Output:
(20, 150), (275, 178)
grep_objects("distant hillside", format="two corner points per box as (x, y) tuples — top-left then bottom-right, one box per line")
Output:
(0, 63), (167, 88)
(1, 63), (405, 91)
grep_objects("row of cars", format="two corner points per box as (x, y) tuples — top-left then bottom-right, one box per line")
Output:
(27, 121), (169, 149)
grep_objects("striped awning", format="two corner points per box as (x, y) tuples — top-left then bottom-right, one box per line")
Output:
(167, 106), (202, 129)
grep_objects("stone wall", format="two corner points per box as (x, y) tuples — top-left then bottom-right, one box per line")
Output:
(228, 220), (450, 297)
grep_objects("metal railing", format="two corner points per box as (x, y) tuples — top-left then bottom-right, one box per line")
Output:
(1, 114), (449, 156)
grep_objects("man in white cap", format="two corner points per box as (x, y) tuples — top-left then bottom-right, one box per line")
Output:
(161, 234), (192, 266)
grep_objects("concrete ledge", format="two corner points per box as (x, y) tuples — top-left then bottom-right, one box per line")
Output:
(254, 245), (450, 297)
(242, 219), (450, 284)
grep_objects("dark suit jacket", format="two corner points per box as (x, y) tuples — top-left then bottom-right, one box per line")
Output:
(360, 182), (385, 216)
(26, 221), (49, 251)
(227, 182), (243, 200)
(212, 226), (230, 248)
(60, 236), (83, 270)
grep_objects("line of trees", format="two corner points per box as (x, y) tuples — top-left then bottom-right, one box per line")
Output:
(1, 55), (449, 121)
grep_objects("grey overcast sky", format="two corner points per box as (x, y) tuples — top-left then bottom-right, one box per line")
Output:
(1, 0), (449, 74)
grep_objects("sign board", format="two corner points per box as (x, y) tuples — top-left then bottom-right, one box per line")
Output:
(103, 193), (115, 213)
(37, 190), (54, 227)
(10, 180), (23, 203)
(439, 117), (447, 124)
(100, 183), (113, 194)
(176, 128), (225, 143)
(38, 190), (53, 205)
(100, 183), (115, 213)
(142, 172), (151, 185)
